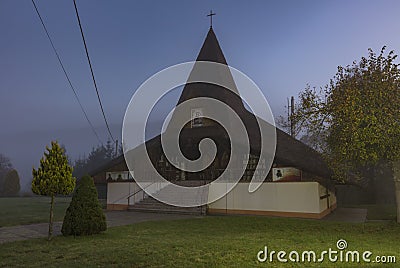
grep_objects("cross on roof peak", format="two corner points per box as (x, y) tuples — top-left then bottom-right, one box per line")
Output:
(207, 10), (216, 28)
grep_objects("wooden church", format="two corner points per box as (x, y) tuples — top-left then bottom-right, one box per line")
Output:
(91, 26), (336, 219)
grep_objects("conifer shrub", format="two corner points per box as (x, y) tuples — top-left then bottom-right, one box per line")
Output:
(61, 175), (107, 236)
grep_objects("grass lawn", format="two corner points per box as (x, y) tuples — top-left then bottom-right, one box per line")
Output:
(0, 216), (399, 267)
(361, 204), (396, 221)
(0, 197), (71, 227)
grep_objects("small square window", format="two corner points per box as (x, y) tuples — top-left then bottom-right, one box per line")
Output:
(191, 108), (203, 127)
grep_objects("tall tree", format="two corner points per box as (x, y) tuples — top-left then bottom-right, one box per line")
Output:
(293, 47), (400, 222)
(32, 141), (76, 240)
(73, 140), (116, 178)
(2, 169), (20, 196)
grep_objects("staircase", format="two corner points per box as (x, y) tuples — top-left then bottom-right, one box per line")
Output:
(128, 181), (208, 215)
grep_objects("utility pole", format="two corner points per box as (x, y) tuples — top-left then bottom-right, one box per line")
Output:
(287, 97), (290, 130)
(290, 96), (295, 137)
(115, 139), (118, 158)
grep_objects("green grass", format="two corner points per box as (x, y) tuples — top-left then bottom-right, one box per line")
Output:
(0, 197), (71, 227)
(0, 216), (399, 267)
(346, 204), (397, 221)
(364, 205), (396, 221)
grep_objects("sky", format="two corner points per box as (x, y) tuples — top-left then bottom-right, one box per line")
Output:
(1, 0), (400, 191)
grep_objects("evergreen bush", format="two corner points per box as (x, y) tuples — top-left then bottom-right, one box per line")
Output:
(62, 175), (107, 236)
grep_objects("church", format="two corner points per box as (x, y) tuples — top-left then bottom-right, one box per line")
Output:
(91, 25), (336, 219)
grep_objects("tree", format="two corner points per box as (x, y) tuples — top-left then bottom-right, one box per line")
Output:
(0, 154), (13, 193)
(276, 94), (328, 153)
(61, 175), (106, 236)
(293, 47), (400, 222)
(2, 169), (20, 196)
(0, 153), (13, 173)
(73, 140), (116, 179)
(32, 141), (76, 240)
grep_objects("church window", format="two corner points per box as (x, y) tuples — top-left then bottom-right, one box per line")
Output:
(191, 108), (203, 127)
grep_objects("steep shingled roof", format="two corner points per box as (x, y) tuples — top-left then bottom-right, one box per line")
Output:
(176, 28), (247, 120)
(175, 27), (332, 181)
(91, 27), (333, 189)
(196, 28), (227, 64)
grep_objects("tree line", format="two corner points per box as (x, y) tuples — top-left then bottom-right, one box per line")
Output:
(72, 139), (122, 179)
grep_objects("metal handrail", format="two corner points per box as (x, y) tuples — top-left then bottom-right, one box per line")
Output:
(108, 189), (135, 205)
(110, 167), (265, 206)
(108, 181), (156, 205)
(126, 181), (158, 203)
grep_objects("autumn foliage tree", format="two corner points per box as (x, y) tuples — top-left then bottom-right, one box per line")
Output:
(292, 47), (400, 222)
(32, 141), (76, 240)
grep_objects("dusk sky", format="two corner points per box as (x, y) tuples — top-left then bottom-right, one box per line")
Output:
(1, 0), (400, 190)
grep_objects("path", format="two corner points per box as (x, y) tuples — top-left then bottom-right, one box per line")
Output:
(0, 208), (369, 244)
(322, 207), (367, 223)
(0, 211), (200, 244)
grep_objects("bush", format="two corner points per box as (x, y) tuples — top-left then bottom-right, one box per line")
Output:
(61, 175), (107, 236)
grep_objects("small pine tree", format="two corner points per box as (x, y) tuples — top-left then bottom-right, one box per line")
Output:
(32, 141), (76, 240)
(62, 175), (107, 236)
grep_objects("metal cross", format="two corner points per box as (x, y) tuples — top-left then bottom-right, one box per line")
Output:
(207, 10), (216, 27)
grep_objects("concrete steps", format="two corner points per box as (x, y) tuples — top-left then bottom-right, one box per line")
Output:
(128, 181), (207, 215)
(129, 198), (204, 215)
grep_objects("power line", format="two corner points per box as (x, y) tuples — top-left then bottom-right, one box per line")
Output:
(72, 0), (116, 143)
(31, 0), (103, 145)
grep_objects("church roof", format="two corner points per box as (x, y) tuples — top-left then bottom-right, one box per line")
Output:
(176, 28), (247, 118)
(90, 27), (333, 189)
(164, 27), (332, 187)
(196, 27), (227, 64)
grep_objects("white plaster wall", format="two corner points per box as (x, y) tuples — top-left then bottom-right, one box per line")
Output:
(107, 182), (170, 206)
(107, 182), (141, 205)
(208, 182), (327, 214)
